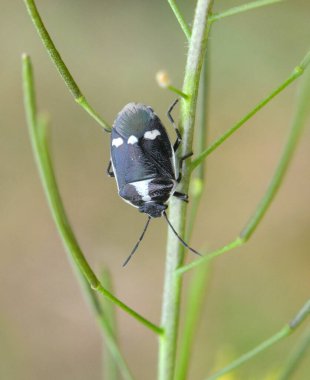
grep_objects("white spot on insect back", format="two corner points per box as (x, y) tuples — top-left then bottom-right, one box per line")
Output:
(131, 179), (152, 202)
(128, 135), (138, 144)
(144, 129), (161, 140)
(112, 137), (124, 148)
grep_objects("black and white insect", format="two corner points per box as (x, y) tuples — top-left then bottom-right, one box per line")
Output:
(107, 99), (201, 266)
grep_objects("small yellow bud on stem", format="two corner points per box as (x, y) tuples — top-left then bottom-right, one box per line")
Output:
(155, 70), (189, 99)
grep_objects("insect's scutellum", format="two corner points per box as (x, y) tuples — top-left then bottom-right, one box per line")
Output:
(107, 100), (201, 265)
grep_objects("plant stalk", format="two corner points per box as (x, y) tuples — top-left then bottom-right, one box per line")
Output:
(22, 54), (162, 336)
(176, 50), (211, 380)
(178, 59), (310, 275)
(167, 0), (191, 40)
(278, 327), (310, 380)
(191, 49), (310, 170)
(158, 1), (214, 379)
(23, 0), (111, 131)
(210, 0), (284, 23)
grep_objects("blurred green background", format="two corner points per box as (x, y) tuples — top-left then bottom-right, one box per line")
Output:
(0, 0), (309, 379)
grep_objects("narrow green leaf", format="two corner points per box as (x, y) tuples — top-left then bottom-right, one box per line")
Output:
(167, 0), (191, 40)
(23, 0), (111, 131)
(278, 327), (310, 380)
(210, 0), (284, 23)
(22, 54), (162, 337)
(101, 269), (120, 380)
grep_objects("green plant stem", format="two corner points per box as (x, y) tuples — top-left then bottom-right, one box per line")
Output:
(158, 2), (214, 380)
(178, 65), (310, 275)
(176, 263), (211, 380)
(210, 0), (284, 23)
(95, 305), (134, 380)
(22, 54), (162, 337)
(167, 85), (189, 99)
(191, 49), (310, 171)
(240, 63), (310, 240)
(278, 327), (310, 380)
(100, 269), (120, 380)
(34, 119), (133, 379)
(195, 51), (209, 183)
(177, 238), (242, 275)
(23, 0), (111, 132)
(78, 273), (134, 380)
(185, 55), (209, 241)
(176, 54), (211, 380)
(167, 0), (191, 40)
(205, 299), (310, 380)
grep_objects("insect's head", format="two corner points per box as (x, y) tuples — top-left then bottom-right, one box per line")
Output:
(139, 202), (167, 218)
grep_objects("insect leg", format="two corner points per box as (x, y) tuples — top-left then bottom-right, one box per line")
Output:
(177, 152), (193, 182)
(173, 191), (189, 203)
(106, 160), (115, 177)
(167, 99), (182, 152)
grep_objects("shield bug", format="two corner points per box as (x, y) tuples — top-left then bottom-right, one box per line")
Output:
(107, 99), (201, 266)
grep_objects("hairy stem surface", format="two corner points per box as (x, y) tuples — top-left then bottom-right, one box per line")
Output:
(158, 1), (214, 379)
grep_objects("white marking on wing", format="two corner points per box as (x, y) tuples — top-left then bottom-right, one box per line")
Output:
(112, 137), (124, 148)
(144, 129), (161, 140)
(132, 179), (152, 202)
(128, 135), (138, 144)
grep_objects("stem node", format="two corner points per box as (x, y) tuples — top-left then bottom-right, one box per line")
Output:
(294, 65), (304, 76)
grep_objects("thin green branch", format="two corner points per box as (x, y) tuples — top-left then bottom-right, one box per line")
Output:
(278, 327), (310, 380)
(176, 263), (211, 380)
(205, 299), (310, 380)
(100, 269), (122, 380)
(195, 52), (209, 183)
(167, 0), (191, 40)
(300, 49), (310, 68)
(178, 61), (310, 275)
(191, 48), (310, 171)
(210, 0), (284, 23)
(176, 238), (242, 275)
(22, 54), (162, 336)
(156, 70), (189, 99)
(158, 2), (214, 379)
(167, 85), (189, 99)
(23, 0), (111, 132)
(185, 56), (209, 242)
(78, 272), (134, 380)
(240, 66), (310, 241)
(289, 299), (310, 329)
(95, 304), (134, 380)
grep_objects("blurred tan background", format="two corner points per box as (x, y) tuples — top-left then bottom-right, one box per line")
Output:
(0, 0), (309, 379)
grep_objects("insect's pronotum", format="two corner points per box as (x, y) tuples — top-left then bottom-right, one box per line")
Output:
(107, 99), (201, 265)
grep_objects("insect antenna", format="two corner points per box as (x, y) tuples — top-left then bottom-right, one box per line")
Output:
(163, 211), (202, 257)
(123, 216), (152, 267)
